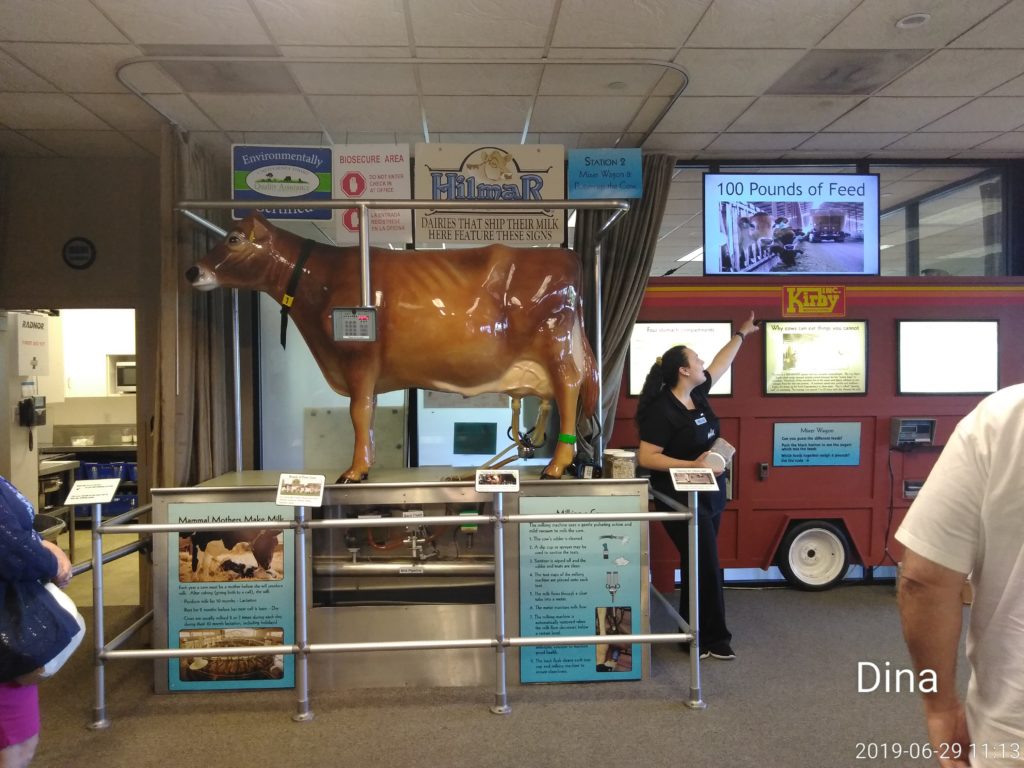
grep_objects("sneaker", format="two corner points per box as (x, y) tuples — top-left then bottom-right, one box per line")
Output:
(705, 643), (736, 660)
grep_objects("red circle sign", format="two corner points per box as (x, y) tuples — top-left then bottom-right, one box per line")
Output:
(341, 208), (360, 232)
(340, 172), (366, 198)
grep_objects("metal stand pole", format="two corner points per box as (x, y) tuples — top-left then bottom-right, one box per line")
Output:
(490, 493), (511, 714)
(293, 506), (314, 722)
(685, 490), (706, 710)
(89, 502), (110, 729)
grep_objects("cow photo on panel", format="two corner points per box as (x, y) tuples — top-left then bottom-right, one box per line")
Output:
(178, 529), (284, 583)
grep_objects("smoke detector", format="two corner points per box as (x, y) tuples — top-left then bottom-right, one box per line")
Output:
(895, 13), (931, 29)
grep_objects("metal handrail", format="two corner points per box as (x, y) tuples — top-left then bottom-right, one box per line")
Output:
(86, 480), (706, 725)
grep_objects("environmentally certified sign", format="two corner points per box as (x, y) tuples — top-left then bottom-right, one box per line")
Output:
(333, 144), (412, 246)
(567, 148), (641, 199)
(414, 143), (565, 246)
(232, 145), (332, 221)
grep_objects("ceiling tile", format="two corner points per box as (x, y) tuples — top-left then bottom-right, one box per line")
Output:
(419, 64), (542, 96)
(92, 0), (272, 46)
(0, 0), (128, 42)
(730, 96), (865, 132)
(251, 0), (408, 46)
(139, 44), (279, 58)
(408, 0), (556, 48)
(20, 129), (151, 158)
(160, 61), (298, 94)
(885, 132), (1000, 150)
(881, 49), (1024, 96)
(923, 97), (1024, 132)
(310, 94), (423, 134)
(192, 94), (322, 132)
(629, 97), (672, 134)
(0, 130), (56, 157)
(74, 94), (168, 130)
(989, 73), (1024, 97)
(973, 132), (1024, 151)
(799, 132), (907, 151)
(548, 47), (678, 60)
(278, 46), (412, 59)
(416, 47), (546, 59)
(552, 0), (706, 48)
(707, 133), (813, 151)
(530, 95), (644, 132)
(0, 93), (109, 129)
(671, 49), (804, 96)
(768, 50), (928, 95)
(435, 133), (527, 145)
(145, 94), (220, 131)
(229, 132), (327, 147)
(423, 95), (533, 132)
(0, 49), (57, 92)
(687, 0), (860, 48)
(1, 43), (142, 92)
(950, 0), (1024, 47)
(290, 63), (418, 95)
(122, 130), (162, 155)
(827, 97), (970, 131)
(539, 63), (665, 96)
(657, 96), (755, 132)
(575, 133), (642, 148)
(819, 0), (1007, 49)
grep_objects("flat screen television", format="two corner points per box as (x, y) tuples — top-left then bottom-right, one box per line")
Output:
(897, 320), (998, 394)
(764, 320), (867, 395)
(703, 172), (880, 276)
(629, 322), (733, 396)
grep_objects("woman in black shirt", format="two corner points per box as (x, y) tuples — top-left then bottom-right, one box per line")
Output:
(636, 312), (758, 660)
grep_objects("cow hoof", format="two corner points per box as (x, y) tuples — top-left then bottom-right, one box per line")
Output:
(336, 474), (367, 484)
(539, 469), (564, 480)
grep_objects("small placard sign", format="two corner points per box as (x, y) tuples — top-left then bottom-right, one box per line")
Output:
(65, 478), (121, 505)
(669, 468), (719, 492)
(276, 473), (326, 507)
(475, 469), (520, 493)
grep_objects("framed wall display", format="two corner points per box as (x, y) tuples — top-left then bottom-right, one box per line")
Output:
(764, 320), (867, 395)
(628, 322), (733, 396)
(897, 320), (999, 394)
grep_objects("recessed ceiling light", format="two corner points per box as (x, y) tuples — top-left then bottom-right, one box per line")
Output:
(895, 13), (931, 29)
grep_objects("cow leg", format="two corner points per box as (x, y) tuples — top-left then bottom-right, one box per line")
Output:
(339, 392), (376, 483)
(542, 379), (579, 480)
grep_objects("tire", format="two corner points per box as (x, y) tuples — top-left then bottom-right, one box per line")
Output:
(778, 520), (850, 591)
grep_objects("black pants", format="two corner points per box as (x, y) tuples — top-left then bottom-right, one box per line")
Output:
(658, 476), (731, 650)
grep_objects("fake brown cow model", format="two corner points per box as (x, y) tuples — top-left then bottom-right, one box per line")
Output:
(186, 213), (598, 482)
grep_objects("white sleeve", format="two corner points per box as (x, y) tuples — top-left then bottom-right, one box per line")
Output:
(895, 410), (984, 576)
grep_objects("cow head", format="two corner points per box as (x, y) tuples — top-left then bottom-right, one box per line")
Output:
(185, 213), (279, 292)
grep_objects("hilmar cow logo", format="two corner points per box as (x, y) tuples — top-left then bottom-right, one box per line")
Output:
(427, 146), (553, 201)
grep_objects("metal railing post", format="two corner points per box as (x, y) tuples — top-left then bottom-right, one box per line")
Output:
(293, 505), (314, 722)
(490, 493), (511, 714)
(685, 490), (706, 710)
(89, 502), (110, 729)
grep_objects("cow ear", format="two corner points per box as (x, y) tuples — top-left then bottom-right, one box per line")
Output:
(248, 214), (271, 242)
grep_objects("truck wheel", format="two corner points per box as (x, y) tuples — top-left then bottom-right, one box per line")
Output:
(778, 521), (850, 591)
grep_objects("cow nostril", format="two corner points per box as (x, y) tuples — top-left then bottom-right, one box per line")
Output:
(185, 265), (199, 282)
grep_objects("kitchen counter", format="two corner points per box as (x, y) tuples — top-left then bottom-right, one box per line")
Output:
(41, 444), (137, 455)
(39, 459), (81, 476)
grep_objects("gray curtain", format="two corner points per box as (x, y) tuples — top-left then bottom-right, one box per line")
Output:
(154, 128), (234, 486)
(574, 152), (676, 458)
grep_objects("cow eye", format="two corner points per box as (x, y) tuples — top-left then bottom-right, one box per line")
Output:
(228, 234), (241, 245)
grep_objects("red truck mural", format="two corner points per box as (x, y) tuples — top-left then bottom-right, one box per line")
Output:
(613, 277), (1024, 590)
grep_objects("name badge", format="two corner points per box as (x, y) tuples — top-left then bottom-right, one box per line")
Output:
(694, 416), (708, 426)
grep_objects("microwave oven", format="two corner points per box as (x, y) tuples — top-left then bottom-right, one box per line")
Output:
(114, 360), (137, 394)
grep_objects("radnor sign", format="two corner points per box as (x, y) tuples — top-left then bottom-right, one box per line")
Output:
(414, 143), (565, 246)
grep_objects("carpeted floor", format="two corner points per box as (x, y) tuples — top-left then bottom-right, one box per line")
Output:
(34, 582), (966, 768)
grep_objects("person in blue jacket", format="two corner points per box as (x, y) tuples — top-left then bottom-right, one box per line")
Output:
(0, 475), (73, 768)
